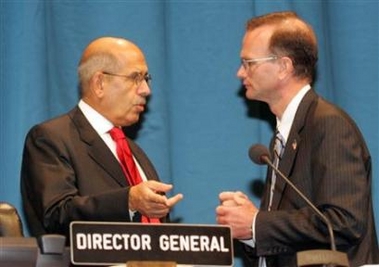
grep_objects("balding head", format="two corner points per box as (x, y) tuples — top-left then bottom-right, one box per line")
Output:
(80, 37), (142, 65)
(78, 37), (145, 95)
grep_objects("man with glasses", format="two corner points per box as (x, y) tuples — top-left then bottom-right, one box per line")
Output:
(216, 11), (378, 266)
(21, 37), (183, 242)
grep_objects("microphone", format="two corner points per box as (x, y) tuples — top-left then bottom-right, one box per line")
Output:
(249, 144), (349, 267)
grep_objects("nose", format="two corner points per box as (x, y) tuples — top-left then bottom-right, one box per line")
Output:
(137, 80), (151, 97)
(236, 65), (246, 79)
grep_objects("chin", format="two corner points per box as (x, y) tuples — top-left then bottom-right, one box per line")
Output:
(121, 117), (139, 127)
(245, 92), (255, 100)
(130, 115), (141, 124)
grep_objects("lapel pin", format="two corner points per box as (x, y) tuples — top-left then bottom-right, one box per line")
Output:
(292, 139), (297, 150)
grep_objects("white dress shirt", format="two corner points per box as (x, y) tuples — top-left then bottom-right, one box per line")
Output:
(242, 84), (311, 250)
(78, 99), (147, 181)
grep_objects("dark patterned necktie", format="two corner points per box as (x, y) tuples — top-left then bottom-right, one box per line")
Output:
(268, 130), (285, 211)
(259, 130), (286, 267)
(109, 127), (160, 223)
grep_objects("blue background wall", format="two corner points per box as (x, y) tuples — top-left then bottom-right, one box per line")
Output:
(1, 1), (378, 266)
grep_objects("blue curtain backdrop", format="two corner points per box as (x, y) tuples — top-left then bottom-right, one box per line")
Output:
(1, 1), (378, 265)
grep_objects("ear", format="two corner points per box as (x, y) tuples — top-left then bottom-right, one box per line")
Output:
(91, 71), (105, 98)
(278, 56), (294, 80)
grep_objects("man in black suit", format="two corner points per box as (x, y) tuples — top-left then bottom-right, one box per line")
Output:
(21, 37), (183, 240)
(216, 11), (378, 267)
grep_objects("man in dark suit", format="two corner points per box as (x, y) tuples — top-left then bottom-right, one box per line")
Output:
(216, 11), (379, 267)
(21, 37), (183, 241)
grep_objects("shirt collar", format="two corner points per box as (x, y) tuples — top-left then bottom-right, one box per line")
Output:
(78, 99), (114, 135)
(276, 84), (311, 142)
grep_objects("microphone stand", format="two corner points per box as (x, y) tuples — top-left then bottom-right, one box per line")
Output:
(262, 156), (349, 267)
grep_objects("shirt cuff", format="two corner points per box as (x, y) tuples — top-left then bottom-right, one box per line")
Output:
(129, 209), (136, 219)
(239, 211), (258, 248)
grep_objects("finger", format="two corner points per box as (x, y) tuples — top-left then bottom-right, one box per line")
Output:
(148, 191), (169, 205)
(235, 191), (248, 199)
(219, 191), (236, 201)
(215, 207), (234, 225)
(221, 199), (239, 207)
(144, 205), (170, 218)
(233, 194), (248, 206)
(146, 180), (173, 193)
(166, 193), (184, 207)
(216, 215), (225, 225)
(215, 205), (231, 216)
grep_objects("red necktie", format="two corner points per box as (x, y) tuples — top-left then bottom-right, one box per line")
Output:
(109, 127), (160, 223)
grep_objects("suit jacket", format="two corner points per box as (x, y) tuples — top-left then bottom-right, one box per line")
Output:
(245, 90), (379, 267)
(21, 106), (167, 241)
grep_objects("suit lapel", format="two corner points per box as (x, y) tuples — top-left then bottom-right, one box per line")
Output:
(69, 107), (127, 187)
(127, 137), (159, 181)
(270, 90), (318, 210)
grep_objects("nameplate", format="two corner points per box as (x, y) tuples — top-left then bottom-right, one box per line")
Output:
(70, 221), (233, 266)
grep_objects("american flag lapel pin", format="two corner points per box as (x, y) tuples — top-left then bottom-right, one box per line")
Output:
(292, 139), (297, 151)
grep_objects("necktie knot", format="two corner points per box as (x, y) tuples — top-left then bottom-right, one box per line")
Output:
(274, 130), (285, 160)
(109, 127), (126, 141)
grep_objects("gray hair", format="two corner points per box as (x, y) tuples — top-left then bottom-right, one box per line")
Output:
(77, 52), (123, 96)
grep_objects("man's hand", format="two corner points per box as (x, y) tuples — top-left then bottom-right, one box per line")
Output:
(129, 180), (183, 218)
(216, 191), (258, 240)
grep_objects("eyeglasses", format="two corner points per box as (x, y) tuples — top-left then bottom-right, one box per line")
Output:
(241, 55), (278, 70)
(102, 71), (152, 86)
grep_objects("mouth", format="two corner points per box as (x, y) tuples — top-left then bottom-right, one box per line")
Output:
(134, 103), (145, 112)
(243, 82), (251, 89)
